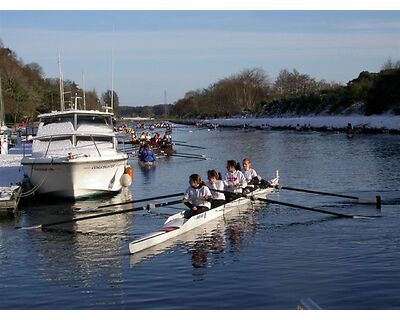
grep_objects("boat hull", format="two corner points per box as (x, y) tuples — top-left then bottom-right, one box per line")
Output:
(129, 183), (278, 254)
(22, 155), (128, 198)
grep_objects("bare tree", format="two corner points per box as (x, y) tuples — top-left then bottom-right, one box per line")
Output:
(381, 57), (400, 70)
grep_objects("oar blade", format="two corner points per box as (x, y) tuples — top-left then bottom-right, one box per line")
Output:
(73, 206), (98, 213)
(17, 224), (42, 230)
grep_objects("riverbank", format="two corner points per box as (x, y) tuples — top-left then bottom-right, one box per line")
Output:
(0, 144), (31, 187)
(171, 115), (400, 134)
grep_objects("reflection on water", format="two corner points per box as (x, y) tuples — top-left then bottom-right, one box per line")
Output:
(1, 127), (400, 309)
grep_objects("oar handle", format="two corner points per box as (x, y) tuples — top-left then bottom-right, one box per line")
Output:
(209, 188), (240, 196)
(173, 143), (206, 150)
(96, 192), (184, 209)
(170, 154), (206, 160)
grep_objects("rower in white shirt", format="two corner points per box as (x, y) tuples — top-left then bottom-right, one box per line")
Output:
(223, 160), (247, 201)
(183, 174), (212, 218)
(205, 169), (226, 208)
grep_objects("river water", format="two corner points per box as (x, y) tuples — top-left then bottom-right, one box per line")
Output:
(1, 126), (400, 310)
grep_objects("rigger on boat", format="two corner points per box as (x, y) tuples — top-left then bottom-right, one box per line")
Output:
(128, 170), (279, 254)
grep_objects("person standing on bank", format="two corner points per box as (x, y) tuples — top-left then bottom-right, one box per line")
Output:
(206, 170), (226, 208)
(183, 174), (212, 219)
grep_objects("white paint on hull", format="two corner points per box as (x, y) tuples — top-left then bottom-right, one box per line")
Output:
(22, 156), (127, 198)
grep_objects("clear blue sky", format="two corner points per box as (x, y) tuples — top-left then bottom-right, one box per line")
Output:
(0, 11), (399, 106)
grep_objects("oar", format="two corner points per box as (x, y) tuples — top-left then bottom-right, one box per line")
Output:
(254, 197), (381, 220)
(281, 186), (381, 209)
(170, 154), (207, 160)
(173, 142), (206, 150)
(16, 199), (184, 230)
(74, 192), (184, 212)
(174, 152), (206, 157)
(174, 140), (187, 143)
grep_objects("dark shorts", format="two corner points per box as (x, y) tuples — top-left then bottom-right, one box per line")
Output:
(211, 199), (226, 208)
(184, 206), (209, 219)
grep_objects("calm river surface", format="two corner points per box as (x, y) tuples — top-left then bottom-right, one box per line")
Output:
(1, 126), (400, 309)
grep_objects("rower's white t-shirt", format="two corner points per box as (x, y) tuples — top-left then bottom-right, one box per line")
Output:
(223, 170), (247, 193)
(242, 168), (259, 182)
(205, 180), (226, 200)
(184, 185), (212, 209)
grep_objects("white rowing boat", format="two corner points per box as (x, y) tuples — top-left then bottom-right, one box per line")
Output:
(129, 170), (280, 254)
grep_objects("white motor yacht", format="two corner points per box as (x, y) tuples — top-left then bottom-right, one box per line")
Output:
(21, 104), (129, 199)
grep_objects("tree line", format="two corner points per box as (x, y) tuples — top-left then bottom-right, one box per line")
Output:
(0, 40), (119, 124)
(1, 38), (399, 122)
(170, 60), (400, 118)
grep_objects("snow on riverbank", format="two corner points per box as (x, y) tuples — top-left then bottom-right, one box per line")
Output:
(0, 144), (31, 186)
(205, 115), (400, 131)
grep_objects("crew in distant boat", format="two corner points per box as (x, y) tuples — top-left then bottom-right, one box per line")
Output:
(138, 143), (156, 163)
(183, 174), (212, 219)
(205, 169), (226, 208)
(131, 130), (138, 144)
(223, 160), (247, 201)
(346, 123), (354, 136)
(150, 133), (161, 147)
(145, 132), (152, 142)
(162, 131), (172, 143)
(139, 132), (146, 141)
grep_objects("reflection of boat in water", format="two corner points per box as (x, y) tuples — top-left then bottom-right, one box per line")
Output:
(19, 188), (133, 298)
(129, 172), (279, 257)
(21, 100), (129, 199)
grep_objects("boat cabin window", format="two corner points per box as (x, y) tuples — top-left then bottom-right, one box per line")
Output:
(75, 135), (114, 147)
(76, 136), (113, 143)
(77, 115), (113, 128)
(41, 115), (74, 126)
(37, 135), (73, 143)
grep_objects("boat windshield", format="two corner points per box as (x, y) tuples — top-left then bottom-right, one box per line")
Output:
(41, 115), (74, 127)
(77, 115), (113, 129)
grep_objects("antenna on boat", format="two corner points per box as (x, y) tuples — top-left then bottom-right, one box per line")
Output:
(110, 26), (116, 112)
(0, 74), (5, 129)
(164, 90), (168, 117)
(82, 72), (86, 110)
(111, 47), (114, 111)
(58, 51), (65, 111)
(73, 93), (81, 110)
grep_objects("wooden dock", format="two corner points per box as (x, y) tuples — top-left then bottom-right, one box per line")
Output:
(0, 185), (21, 216)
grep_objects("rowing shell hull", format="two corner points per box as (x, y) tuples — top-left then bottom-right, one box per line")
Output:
(129, 180), (279, 254)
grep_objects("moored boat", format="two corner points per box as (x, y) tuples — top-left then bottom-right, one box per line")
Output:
(21, 102), (129, 199)
(129, 171), (279, 254)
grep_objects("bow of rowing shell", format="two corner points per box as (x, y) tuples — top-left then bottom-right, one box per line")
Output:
(129, 171), (280, 255)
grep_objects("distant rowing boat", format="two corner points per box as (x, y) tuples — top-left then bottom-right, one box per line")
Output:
(129, 171), (280, 254)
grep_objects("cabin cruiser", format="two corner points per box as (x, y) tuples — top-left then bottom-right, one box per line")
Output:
(21, 104), (129, 198)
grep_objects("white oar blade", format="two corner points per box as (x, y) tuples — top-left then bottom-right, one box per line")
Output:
(20, 224), (42, 230)
(353, 215), (377, 220)
(73, 207), (98, 213)
(357, 196), (379, 204)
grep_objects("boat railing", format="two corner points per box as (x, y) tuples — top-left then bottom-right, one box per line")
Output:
(44, 135), (53, 158)
(33, 132), (115, 141)
(34, 132), (118, 157)
(90, 134), (101, 157)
